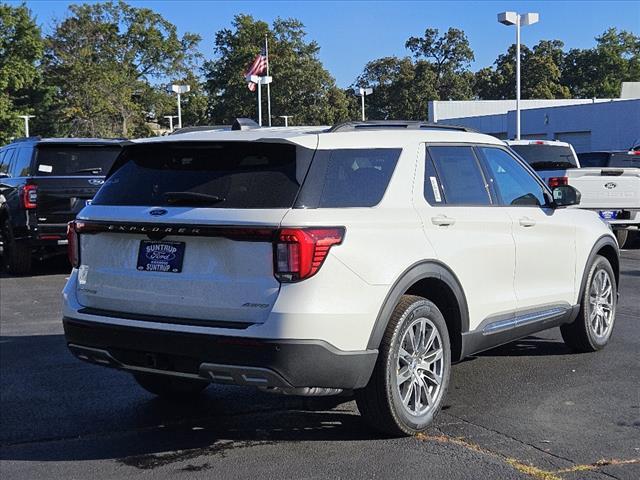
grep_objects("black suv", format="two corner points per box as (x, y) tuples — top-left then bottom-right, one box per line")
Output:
(577, 150), (640, 168)
(0, 137), (123, 274)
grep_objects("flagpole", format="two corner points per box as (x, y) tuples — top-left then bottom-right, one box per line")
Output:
(265, 33), (272, 127)
(257, 81), (262, 126)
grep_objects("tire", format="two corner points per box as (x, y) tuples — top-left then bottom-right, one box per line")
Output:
(1, 220), (32, 275)
(355, 295), (451, 436)
(615, 229), (628, 249)
(561, 255), (617, 352)
(133, 373), (209, 399)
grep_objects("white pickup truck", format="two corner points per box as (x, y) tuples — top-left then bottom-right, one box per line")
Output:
(507, 140), (640, 247)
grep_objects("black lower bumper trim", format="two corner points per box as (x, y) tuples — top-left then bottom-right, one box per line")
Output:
(63, 318), (377, 389)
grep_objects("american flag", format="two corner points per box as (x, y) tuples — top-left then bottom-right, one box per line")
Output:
(245, 52), (267, 91)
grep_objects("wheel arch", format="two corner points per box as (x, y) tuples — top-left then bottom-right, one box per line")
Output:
(579, 235), (620, 301)
(367, 261), (469, 362)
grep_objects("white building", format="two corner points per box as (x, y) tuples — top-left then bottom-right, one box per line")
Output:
(429, 83), (640, 152)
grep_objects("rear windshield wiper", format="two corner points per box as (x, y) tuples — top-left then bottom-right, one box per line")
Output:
(71, 167), (103, 174)
(163, 191), (226, 205)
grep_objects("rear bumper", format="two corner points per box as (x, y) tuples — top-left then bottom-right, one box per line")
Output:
(63, 317), (378, 390)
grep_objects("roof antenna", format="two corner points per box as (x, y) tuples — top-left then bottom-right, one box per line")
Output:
(232, 118), (260, 131)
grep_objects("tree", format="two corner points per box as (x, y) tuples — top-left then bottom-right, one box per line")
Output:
(405, 27), (475, 100)
(43, 0), (200, 137)
(0, 3), (44, 144)
(474, 40), (570, 100)
(563, 28), (640, 98)
(352, 56), (437, 120)
(204, 15), (350, 126)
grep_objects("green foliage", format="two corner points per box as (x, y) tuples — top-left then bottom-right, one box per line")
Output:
(0, 3), (44, 144)
(204, 14), (350, 126)
(563, 28), (640, 98)
(406, 28), (475, 100)
(43, 0), (200, 137)
(353, 56), (437, 120)
(474, 40), (570, 100)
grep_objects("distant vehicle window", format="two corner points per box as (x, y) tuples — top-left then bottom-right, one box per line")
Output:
(297, 148), (401, 208)
(427, 146), (491, 205)
(479, 147), (547, 207)
(11, 147), (33, 177)
(94, 142), (306, 209)
(510, 144), (578, 171)
(0, 149), (6, 174)
(0, 148), (16, 175)
(608, 152), (640, 168)
(34, 145), (121, 176)
(577, 152), (609, 168)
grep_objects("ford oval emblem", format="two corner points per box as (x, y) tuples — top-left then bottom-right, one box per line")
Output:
(604, 182), (617, 189)
(149, 208), (168, 216)
(88, 178), (104, 186)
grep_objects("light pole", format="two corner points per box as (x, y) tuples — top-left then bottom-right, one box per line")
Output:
(170, 84), (190, 130)
(164, 115), (178, 133)
(279, 115), (293, 127)
(498, 11), (539, 140)
(358, 87), (373, 121)
(247, 75), (273, 126)
(18, 115), (35, 137)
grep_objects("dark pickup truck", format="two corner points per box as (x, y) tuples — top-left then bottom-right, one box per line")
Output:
(0, 137), (123, 274)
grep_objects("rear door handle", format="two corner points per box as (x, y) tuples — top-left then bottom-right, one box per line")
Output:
(519, 217), (536, 227)
(431, 215), (456, 227)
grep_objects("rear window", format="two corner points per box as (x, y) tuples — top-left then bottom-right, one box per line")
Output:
(93, 143), (401, 209)
(35, 145), (121, 176)
(510, 144), (578, 171)
(93, 142), (309, 209)
(577, 152), (609, 168)
(608, 152), (640, 168)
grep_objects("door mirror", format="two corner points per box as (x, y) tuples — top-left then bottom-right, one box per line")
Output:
(552, 185), (581, 207)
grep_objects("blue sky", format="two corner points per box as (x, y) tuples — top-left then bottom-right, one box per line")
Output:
(21, 0), (640, 87)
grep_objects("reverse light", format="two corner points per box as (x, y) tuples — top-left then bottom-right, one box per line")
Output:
(274, 227), (345, 282)
(22, 184), (37, 209)
(548, 176), (568, 188)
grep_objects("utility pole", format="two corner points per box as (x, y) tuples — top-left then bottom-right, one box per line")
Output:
(279, 115), (293, 127)
(358, 88), (373, 121)
(171, 84), (191, 130)
(164, 115), (178, 133)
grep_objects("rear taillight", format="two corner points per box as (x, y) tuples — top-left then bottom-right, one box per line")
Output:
(67, 221), (80, 268)
(274, 227), (345, 282)
(22, 185), (37, 209)
(548, 176), (568, 188)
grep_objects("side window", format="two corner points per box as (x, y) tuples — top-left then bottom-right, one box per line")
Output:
(0, 149), (6, 173)
(11, 147), (33, 177)
(427, 146), (491, 205)
(0, 148), (16, 175)
(296, 148), (401, 208)
(478, 147), (547, 207)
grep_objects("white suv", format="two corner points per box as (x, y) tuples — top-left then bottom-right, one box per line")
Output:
(63, 121), (620, 436)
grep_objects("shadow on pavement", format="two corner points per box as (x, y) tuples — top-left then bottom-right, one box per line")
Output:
(0, 328), (577, 464)
(0, 254), (70, 278)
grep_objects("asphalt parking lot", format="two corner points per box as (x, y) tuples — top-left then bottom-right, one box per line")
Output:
(1, 247), (639, 480)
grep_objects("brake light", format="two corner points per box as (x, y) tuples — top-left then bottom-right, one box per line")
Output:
(274, 228), (344, 282)
(22, 185), (37, 209)
(533, 141), (546, 145)
(67, 221), (80, 268)
(548, 176), (568, 188)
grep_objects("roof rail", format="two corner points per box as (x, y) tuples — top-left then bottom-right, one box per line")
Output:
(327, 120), (476, 133)
(169, 125), (228, 135)
(10, 136), (42, 143)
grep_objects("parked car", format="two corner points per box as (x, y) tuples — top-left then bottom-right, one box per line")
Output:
(508, 140), (640, 248)
(62, 121), (619, 436)
(0, 137), (124, 273)
(506, 139), (580, 186)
